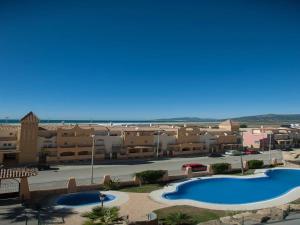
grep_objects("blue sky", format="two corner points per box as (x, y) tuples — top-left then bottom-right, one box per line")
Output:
(0, 0), (300, 120)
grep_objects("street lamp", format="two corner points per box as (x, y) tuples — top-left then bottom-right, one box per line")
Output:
(99, 193), (106, 207)
(239, 130), (246, 175)
(156, 129), (161, 158)
(91, 134), (95, 184)
(267, 131), (273, 164)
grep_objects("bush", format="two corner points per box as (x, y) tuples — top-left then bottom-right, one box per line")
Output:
(82, 206), (121, 225)
(211, 163), (230, 174)
(135, 170), (166, 184)
(164, 212), (195, 225)
(103, 178), (120, 190)
(248, 160), (264, 169)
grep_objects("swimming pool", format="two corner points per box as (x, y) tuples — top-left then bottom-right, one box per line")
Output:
(56, 191), (116, 207)
(162, 169), (300, 205)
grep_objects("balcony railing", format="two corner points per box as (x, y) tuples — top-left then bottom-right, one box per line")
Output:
(59, 145), (76, 148)
(0, 146), (17, 151)
(77, 144), (92, 147)
(0, 137), (17, 141)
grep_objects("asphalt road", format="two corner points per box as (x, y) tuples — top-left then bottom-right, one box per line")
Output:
(269, 213), (300, 225)
(27, 150), (283, 190)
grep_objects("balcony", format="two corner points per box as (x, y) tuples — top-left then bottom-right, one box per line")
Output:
(77, 144), (92, 147)
(0, 146), (17, 151)
(0, 137), (17, 141)
(61, 133), (75, 137)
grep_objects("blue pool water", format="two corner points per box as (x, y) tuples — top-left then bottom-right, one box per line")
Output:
(56, 191), (116, 207)
(163, 169), (300, 204)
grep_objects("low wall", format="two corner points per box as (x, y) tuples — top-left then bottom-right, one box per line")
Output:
(30, 187), (67, 205)
(77, 183), (103, 192)
(28, 159), (283, 203)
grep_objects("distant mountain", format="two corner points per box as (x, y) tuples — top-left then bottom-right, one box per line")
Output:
(153, 117), (221, 122)
(232, 114), (300, 124)
(155, 114), (300, 124)
(1, 114), (300, 125)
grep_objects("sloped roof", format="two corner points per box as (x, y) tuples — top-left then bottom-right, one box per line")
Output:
(20, 111), (39, 123)
(219, 119), (239, 127)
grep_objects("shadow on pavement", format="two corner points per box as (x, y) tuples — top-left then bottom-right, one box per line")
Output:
(0, 201), (76, 224)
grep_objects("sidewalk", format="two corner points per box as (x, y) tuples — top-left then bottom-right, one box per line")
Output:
(119, 192), (166, 221)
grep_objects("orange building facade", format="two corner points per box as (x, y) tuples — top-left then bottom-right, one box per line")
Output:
(0, 112), (243, 166)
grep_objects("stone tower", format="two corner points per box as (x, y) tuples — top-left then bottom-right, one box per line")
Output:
(19, 112), (39, 164)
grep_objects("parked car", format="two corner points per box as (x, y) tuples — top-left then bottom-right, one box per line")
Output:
(244, 149), (260, 155)
(281, 147), (294, 151)
(181, 163), (207, 172)
(27, 164), (51, 171)
(208, 152), (223, 157)
(225, 150), (242, 156)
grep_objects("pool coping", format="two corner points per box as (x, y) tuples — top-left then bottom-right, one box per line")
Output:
(149, 167), (300, 211)
(55, 191), (129, 213)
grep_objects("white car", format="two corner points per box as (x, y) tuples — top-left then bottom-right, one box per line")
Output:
(225, 150), (241, 156)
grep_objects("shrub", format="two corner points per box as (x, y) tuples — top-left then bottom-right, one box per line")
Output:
(135, 170), (166, 184)
(82, 206), (121, 225)
(248, 160), (264, 169)
(164, 212), (195, 225)
(103, 178), (120, 191)
(211, 163), (230, 174)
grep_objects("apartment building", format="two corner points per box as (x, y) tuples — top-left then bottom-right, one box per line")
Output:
(168, 126), (207, 156)
(0, 112), (243, 166)
(242, 127), (298, 150)
(218, 119), (240, 132)
(0, 126), (19, 166)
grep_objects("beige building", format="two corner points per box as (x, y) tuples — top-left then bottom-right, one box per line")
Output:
(219, 119), (240, 132)
(0, 112), (244, 166)
(0, 126), (19, 166)
(168, 126), (207, 156)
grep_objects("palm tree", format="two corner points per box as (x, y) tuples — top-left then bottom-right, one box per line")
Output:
(164, 212), (194, 225)
(82, 206), (121, 225)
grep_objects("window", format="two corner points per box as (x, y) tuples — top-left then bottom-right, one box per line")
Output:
(60, 152), (75, 156)
(78, 151), (90, 156)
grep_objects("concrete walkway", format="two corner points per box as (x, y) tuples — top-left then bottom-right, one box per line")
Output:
(119, 192), (166, 221)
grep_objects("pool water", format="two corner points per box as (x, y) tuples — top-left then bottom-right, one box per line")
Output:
(163, 169), (300, 204)
(56, 191), (116, 207)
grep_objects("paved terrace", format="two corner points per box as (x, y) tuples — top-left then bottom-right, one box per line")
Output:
(28, 150), (282, 190)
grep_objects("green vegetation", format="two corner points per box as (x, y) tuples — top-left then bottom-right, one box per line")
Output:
(118, 183), (164, 193)
(103, 178), (120, 191)
(240, 124), (248, 128)
(82, 206), (121, 225)
(211, 163), (230, 174)
(135, 170), (166, 184)
(248, 160), (264, 169)
(154, 206), (238, 224)
(234, 169), (255, 176)
(164, 212), (194, 225)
